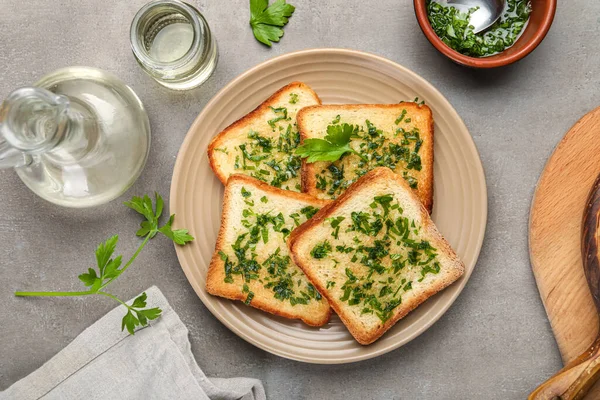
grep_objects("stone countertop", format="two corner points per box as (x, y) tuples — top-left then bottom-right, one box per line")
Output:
(1, 0), (594, 398)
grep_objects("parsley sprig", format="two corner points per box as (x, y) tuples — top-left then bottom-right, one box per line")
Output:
(14, 193), (194, 335)
(250, 0), (295, 47)
(295, 123), (367, 163)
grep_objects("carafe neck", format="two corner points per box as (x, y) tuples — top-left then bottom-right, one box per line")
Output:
(0, 87), (88, 169)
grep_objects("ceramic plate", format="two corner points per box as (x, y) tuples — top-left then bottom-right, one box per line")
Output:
(170, 49), (487, 364)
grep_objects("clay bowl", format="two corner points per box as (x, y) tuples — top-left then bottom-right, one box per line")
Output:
(414, 0), (557, 68)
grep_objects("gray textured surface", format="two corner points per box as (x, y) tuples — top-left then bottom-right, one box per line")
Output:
(0, 0), (594, 398)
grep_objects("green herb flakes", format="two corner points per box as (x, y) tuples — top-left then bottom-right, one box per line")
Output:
(327, 216), (346, 239)
(311, 241), (332, 259)
(221, 194), (325, 307)
(395, 110), (407, 125)
(232, 107), (303, 189)
(300, 206), (320, 219)
(321, 194), (442, 323)
(426, 0), (532, 57)
(298, 118), (424, 198)
(268, 107), (288, 130)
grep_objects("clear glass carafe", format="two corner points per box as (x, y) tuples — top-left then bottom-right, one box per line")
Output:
(0, 67), (151, 207)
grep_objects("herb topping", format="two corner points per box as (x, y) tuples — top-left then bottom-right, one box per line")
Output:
(234, 106), (303, 191)
(310, 193), (442, 323)
(297, 117), (424, 198)
(220, 187), (324, 307)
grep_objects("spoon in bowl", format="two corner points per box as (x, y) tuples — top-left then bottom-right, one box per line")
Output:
(447, 0), (505, 33)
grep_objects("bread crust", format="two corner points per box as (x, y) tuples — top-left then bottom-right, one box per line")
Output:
(206, 174), (332, 326)
(297, 103), (434, 213)
(208, 82), (322, 185)
(289, 167), (464, 343)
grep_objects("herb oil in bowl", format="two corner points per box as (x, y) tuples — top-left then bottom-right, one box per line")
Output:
(427, 0), (532, 57)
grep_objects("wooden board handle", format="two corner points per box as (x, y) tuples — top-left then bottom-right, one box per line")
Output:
(529, 174), (600, 400)
(528, 336), (600, 399)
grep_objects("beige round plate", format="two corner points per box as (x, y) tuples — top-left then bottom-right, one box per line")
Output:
(171, 49), (487, 364)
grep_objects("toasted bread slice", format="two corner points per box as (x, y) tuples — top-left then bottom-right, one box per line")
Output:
(206, 174), (331, 326)
(298, 103), (434, 212)
(208, 82), (321, 192)
(289, 167), (463, 343)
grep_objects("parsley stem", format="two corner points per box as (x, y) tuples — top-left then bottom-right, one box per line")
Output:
(15, 234), (152, 299)
(351, 149), (369, 162)
(98, 234), (151, 291)
(15, 290), (94, 297)
(97, 291), (130, 309)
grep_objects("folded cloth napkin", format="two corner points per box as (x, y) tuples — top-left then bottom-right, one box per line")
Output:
(1, 286), (266, 400)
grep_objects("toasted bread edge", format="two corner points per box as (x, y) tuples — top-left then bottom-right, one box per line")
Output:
(208, 82), (322, 185)
(289, 167), (464, 343)
(297, 103), (434, 213)
(206, 173), (332, 327)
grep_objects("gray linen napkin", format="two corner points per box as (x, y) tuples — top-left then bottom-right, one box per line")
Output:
(1, 286), (266, 400)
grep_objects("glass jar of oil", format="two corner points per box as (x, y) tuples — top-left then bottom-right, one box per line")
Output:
(130, 0), (218, 90)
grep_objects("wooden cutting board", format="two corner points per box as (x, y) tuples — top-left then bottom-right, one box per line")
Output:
(529, 107), (600, 397)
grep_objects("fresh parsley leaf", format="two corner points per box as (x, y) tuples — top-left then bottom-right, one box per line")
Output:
(124, 195), (155, 223)
(250, 0), (295, 47)
(295, 139), (352, 163)
(158, 215), (195, 245)
(125, 292), (162, 331)
(15, 192), (194, 336)
(136, 221), (153, 237)
(155, 193), (164, 220)
(135, 307), (161, 326)
(121, 305), (161, 335)
(131, 292), (148, 308)
(324, 123), (355, 145)
(96, 235), (118, 275)
(80, 236), (123, 290)
(103, 255), (123, 280)
(122, 310), (140, 335)
(295, 123), (366, 163)
(124, 193), (165, 238)
(78, 268), (98, 287)
(251, 24), (285, 47)
(125, 193), (194, 245)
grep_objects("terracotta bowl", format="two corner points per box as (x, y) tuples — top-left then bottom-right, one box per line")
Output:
(414, 0), (557, 68)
